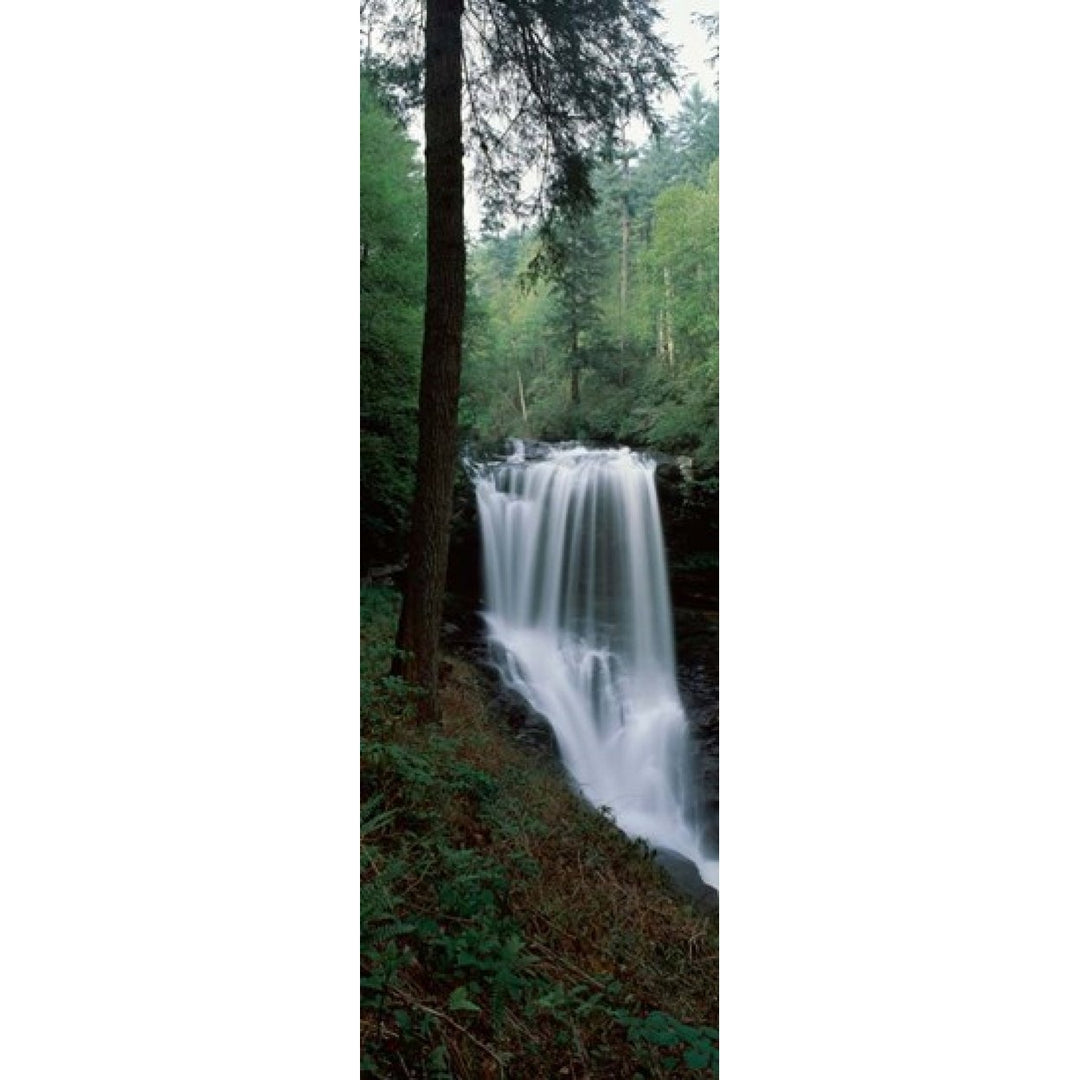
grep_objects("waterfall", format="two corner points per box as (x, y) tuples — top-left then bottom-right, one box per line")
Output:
(473, 442), (718, 891)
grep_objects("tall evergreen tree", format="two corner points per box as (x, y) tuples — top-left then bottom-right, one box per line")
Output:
(391, 0), (467, 719)
(534, 208), (607, 408)
(669, 84), (719, 184)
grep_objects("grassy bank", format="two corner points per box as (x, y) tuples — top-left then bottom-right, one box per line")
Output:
(361, 586), (718, 1078)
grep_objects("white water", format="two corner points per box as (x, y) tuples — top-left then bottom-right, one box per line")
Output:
(473, 443), (718, 890)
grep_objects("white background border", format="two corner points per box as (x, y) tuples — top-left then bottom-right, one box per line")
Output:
(1, 4), (360, 1076)
(2, 2), (1079, 1077)
(717, 2), (1080, 1076)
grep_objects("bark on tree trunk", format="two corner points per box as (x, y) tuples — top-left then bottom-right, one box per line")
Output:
(392, 0), (465, 724)
(618, 187), (630, 388)
(662, 265), (676, 368)
(570, 319), (581, 407)
(517, 369), (529, 427)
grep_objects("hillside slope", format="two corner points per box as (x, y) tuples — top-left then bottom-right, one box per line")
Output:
(361, 586), (719, 1078)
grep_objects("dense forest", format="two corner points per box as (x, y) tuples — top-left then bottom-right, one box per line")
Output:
(362, 80), (719, 570)
(360, 74), (426, 571)
(462, 87), (718, 470)
(361, 2), (718, 1075)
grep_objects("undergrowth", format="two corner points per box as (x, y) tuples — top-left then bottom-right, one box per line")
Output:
(361, 585), (718, 1078)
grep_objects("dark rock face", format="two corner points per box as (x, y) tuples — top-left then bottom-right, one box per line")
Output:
(653, 462), (717, 611)
(653, 457), (685, 485)
(446, 462), (483, 600)
(654, 848), (718, 910)
(486, 674), (561, 758)
(673, 606), (719, 856)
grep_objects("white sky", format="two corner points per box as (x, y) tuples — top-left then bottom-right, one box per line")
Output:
(657, 0), (718, 103)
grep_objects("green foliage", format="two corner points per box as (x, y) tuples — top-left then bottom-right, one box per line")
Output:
(361, 586), (422, 733)
(462, 87), (719, 470)
(361, 1), (424, 121)
(461, 232), (559, 440)
(361, 755), (719, 1077)
(617, 1010), (720, 1074)
(360, 75), (425, 568)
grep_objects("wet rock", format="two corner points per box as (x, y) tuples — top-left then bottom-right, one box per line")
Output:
(653, 847), (718, 910)
(489, 681), (560, 757)
(654, 458), (684, 485)
(447, 466), (483, 599)
(673, 604), (719, 853)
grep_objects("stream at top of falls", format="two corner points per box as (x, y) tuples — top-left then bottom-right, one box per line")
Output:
(471, 441), (719, 892)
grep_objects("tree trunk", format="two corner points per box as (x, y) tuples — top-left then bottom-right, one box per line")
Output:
(662, 265), (676, 368)
(517, 369), (529, 427)
(392, 0), (465, 724)
(570, 319), (581, 407)
(618, 181), (630, 388)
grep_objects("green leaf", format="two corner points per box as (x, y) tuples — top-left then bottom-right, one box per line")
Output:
(447, 985), (482, 1013)
(643, 1028), (679, 1047)
(684, 1045), (713, 1069)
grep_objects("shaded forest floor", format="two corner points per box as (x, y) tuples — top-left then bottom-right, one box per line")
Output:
(361, 586), (719, 1078)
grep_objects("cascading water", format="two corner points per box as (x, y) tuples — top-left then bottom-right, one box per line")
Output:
(472, 442), (718, 891)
